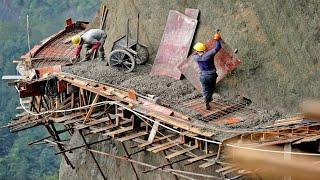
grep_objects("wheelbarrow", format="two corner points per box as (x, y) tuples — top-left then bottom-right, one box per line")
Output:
(108, 14), (149, 73)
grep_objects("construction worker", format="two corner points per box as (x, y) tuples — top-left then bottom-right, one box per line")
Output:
(193, 32), (222, 110)
(72, 29), (107, 61)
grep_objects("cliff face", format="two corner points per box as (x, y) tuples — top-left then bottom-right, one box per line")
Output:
(59, 0), (319, 179)
(89, 0), (319, 113)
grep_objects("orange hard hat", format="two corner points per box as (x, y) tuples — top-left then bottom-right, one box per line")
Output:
(213, 33), (221, 40)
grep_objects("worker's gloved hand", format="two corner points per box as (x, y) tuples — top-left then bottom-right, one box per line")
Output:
(71, 55), (80, 63)
(86, 49), (94, 55)
(213, 33), (221, 41)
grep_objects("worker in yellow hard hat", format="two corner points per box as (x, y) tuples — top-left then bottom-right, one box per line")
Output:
(72, 29), (107, 61)
(193, 30), (222, 110)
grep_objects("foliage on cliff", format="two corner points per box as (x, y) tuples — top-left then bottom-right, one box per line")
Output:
(0, 1), (100, 179)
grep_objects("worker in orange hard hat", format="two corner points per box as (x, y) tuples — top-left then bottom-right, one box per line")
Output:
(72, 29), (107, 61)
(193, 29), (222, 110)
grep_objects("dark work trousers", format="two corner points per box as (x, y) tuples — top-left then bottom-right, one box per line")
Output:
(200, 73), (218, 103)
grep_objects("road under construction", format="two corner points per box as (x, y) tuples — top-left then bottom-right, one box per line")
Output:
(2, 4), (320, 180)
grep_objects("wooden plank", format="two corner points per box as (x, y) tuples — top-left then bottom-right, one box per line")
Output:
(103, 126), (133, 137)
(116, 131), (148, 142)
(84, 94), (99, 121)
(90, 119), (132, 134)
(49, 112), (86, 123)
(147, 140), (176, 152)
(153, 142), (183, 153)
(165, 146), (198, 159)
(138, 134), (176, 148)
(185, 153), (216, 165)
(148, 111), (215, 137)
(216, 166), (234, 173)
(147, 120), (159, 143)
(199, 159), (216, 168)
(63, 118), (82, 125)
(74, 117), (110, 130)
(293, 135), (320, 144)
(246, 137), (302, 148)
(222, 167), (240, 176)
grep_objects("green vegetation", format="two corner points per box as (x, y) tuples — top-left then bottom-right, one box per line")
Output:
(0, 1), (100, 179)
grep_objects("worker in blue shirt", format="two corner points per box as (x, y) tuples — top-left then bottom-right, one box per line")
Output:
(193, 32), (222, 110)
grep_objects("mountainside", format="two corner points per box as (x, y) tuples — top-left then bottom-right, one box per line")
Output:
(98, 0), (319, 113)
(59, 0), (319, 179)
(0, 1), (100, 179)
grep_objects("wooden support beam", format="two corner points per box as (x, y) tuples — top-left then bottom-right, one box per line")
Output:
(216, 165), (234, 173)
(143, 155), (191, 174)
(103, 126), (134, 138)
(152, 142), (183, 153)
(199, 159), (216, 168)
(184, 153), (216, 166)
(74, 117), (110, 130)
(138, 134), (176, 148)
(165, 146), (198, 159)
(147, 140), (176, 152)
(90, 119), (132, 134)
(116, 131), (148, 142)
(84, 94), (99, 121)
(49, 112), (86, 123)
(147, 120), (159, 143)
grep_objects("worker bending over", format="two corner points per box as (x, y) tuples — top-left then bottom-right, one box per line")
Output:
(72, 29), (107, 61)
(193, 32), (222, 110)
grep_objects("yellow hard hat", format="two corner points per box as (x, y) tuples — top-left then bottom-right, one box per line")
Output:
(193, 42), (206, 52)
(71, 35), (81, 45)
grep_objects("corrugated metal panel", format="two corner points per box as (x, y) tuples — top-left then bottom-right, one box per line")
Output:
(178, 39), (242, 90)
(150, 10), (198, 79)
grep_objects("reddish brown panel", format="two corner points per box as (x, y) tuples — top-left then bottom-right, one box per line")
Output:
(57, 80), (68, 92)
(18, 81), (46, 98)
(178, 39), (242, 90)
(150, 10), (198, 79)
(20, 45), (41, 59)
(35, 65), (61, 78)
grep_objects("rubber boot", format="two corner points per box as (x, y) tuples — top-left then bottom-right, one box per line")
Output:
(205, 101), (211, 110)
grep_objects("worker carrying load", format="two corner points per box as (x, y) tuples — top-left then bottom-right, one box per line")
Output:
(72, 29), (107, 61)
(193, 30), (222, 110)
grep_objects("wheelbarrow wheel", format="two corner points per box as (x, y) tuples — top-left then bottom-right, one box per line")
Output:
(135, 44), (149, 65)
(108, 49), (135, 73)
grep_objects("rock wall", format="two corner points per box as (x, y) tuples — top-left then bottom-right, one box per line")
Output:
(96, 0), (319, 113)
(59, 0), (320, 179)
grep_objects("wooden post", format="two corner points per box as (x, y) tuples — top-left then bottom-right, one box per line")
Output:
(84, 94), (99, 121)
(147, 120), (159, 143)
(284, 143), (292, 180)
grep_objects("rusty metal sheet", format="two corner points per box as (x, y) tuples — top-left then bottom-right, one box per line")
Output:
(57, 80), (68, 93)
(178, 39), (242, 90)
(35, 65), (62, 78)
(150, 10), (198, 79)
(21, 21), (88, 68)
(18, 81), (46, 98)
